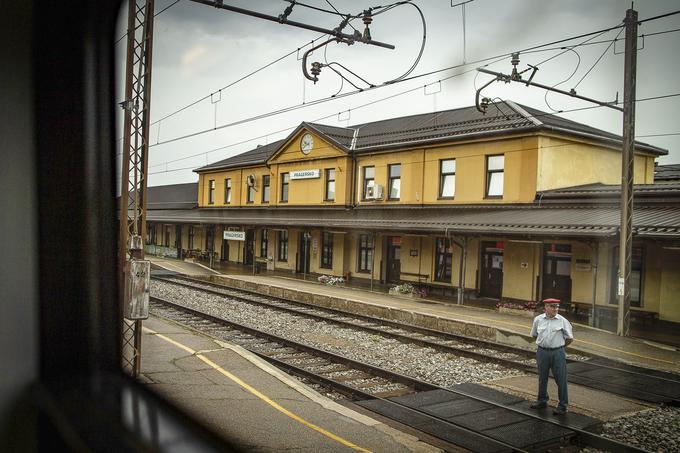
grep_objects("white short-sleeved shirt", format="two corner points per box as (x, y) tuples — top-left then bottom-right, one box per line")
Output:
(530, 313), (574, 348)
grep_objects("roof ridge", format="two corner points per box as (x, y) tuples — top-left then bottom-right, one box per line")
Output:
(347, 104), (486, 129)
(305, 121), (355, 132)
(505, 100), (543, 127)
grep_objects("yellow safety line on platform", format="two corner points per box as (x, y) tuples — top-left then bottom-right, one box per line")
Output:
(573, 338), (675, 364)
(143, 327), (372, 453)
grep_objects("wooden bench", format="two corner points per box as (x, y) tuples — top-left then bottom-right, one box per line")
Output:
(631, 310), (659, 325)
(569, 302), (593, 317)
(594, 305), (658, 325)
(399, 272), (430, 282)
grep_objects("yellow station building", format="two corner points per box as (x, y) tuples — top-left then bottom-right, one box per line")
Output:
(145, 101), (680, 325)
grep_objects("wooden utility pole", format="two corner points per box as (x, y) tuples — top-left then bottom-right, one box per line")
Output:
(119, 0), (155, 376)
(617, 8), (637, 336)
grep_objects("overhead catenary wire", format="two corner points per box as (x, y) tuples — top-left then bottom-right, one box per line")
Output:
(573, 28), (624, 89)
(130, 14), (680, 145)
(121, 23), (680, 161)
(323, 0), (360, 33)
(147, 72), (465, 169)
(147, 22), (644, 150)
(296, 1), (425, 89)
(148, 33), (328, 127)
(141, 12), (680, 169)
(147, 91), (680, 176)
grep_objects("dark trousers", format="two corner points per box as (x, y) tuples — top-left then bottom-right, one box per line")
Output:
(536, 346), (568, 409)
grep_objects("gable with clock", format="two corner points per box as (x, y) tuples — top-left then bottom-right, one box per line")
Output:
(300, 133), (314, 155)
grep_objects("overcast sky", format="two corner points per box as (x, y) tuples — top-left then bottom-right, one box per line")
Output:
(115, 0), (680, 187)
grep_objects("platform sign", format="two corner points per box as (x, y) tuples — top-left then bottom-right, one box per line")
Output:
(290, 169), (320, 180)
(124, 259), (150, 320)
(224, 231), (246, 241)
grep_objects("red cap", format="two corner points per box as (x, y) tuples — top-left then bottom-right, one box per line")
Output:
(543, 298), (560, 304)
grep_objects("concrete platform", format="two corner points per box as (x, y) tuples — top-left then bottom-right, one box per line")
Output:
(140, 316), (440, 452)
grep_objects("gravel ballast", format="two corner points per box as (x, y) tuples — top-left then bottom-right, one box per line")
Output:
(151, 280), (524, 388)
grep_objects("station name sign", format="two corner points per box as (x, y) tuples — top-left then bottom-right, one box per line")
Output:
(290, 169), (320, 180)
(223, 231), (246, 241)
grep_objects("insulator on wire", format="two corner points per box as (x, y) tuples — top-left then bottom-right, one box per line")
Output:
(510, 52), (520, 80)
(362, 10), (372, 42)
(310, 62), (322, 83)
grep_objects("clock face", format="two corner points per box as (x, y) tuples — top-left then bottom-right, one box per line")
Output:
(300, 133), (313, 155)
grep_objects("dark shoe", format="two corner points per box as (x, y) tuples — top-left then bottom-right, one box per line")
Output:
(530, 401), (547, 409)
(553, 406), (567, 415)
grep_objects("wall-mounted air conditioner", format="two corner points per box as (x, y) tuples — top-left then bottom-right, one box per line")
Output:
(246, 175), (255, 187)
(365, 184), (384, 200)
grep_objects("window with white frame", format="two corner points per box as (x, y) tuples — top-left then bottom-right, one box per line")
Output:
(262, 175), (270, 203)
(325, 168), (335, 201)
(362, 166), (375, 199)
(208, 179), (215, 204)
(388, 164), (401, 200)
(247, 181), (255, 203)
(224, 178), (231, 204)
(439, 159), (455, 198)
(280, 173), (289, 202)
(486, 155), (504, 197)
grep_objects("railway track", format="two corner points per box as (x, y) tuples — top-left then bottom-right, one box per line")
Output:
(152, 275), (680, 406)
(150, 294), (650, 453)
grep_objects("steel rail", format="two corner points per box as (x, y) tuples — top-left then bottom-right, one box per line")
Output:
(153, 275), (680, 405)
(154, 275), (534, 354)
(154, 275), (538, 370)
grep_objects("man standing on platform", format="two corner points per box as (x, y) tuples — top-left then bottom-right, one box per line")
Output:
(529, 298), (574, 415)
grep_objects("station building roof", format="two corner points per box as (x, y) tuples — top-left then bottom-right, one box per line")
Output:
(145, 182), (197, 210)
(535, 182), (680, 205)
(655, 164), (680, 182)
(194, 100), (667, 173)
(146, 202), (680, 240)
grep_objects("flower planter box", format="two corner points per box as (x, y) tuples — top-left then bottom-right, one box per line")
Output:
(498, 307), (535, 318)
(389, 288), (422, 298)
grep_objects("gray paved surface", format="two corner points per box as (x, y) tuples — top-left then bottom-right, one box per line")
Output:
(140, 316), (439, 452)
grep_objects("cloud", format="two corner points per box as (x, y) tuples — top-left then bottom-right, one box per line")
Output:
(181, 45), (209, 76)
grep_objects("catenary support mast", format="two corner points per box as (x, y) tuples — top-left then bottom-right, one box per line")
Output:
(617, 8), (637, 336)
(119, 0), (155, 376)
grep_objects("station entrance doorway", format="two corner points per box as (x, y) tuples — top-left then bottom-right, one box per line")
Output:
(244, 230), (254, 265)
(385, 236), (401, 283)
(542, 243), (572, 302)
(296, 232), (311, 274)
(480, 241), (504, 299)
(220, 230), (229, 262)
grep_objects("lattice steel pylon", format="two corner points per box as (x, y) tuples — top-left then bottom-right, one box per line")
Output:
(119, 0), (155, 377)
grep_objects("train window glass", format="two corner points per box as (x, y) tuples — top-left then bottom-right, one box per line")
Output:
(107, 2), (677, 451)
